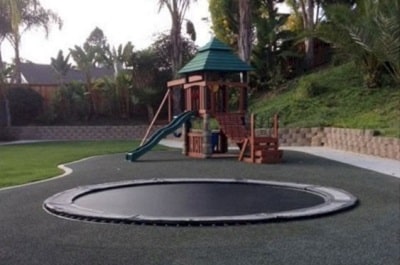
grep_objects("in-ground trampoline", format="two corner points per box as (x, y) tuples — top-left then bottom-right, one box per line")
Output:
(44, 178), (357, 225)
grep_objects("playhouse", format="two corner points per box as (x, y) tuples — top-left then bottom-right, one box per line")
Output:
(129, 38), (283, 163)
(166, 38), (283, 163)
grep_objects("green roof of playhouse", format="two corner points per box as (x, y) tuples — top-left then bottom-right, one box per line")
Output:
(178, 38), (253, 74)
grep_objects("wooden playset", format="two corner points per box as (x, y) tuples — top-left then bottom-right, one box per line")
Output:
(144, 38), (283, 164)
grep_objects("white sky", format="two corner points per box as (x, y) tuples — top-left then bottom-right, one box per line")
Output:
(1, 0), (213, 64)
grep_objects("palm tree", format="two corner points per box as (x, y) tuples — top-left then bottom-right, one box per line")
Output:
(348, 0), (400, 85)
(157, 0), (197, 76)
(238, 0), (252, 63)
(0, 65), (12, 126)
(318, 0), (400, 87)
(50, 50), (71, 85)
(285, 0), (318, 70)
(157, 0), (197, 115)
(110, 42), (134, 117)
(0, 0), (18, 126)
(0, 0), (62, 83)
(69, 45), (97, 118)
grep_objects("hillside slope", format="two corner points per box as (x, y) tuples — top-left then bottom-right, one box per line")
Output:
(249, 63), (400, 137)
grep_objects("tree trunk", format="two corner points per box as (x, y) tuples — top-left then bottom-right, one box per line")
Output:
(238, 0), (252, 63)
(171, 14), (183, 115)
(302, 0), (315, 70)
(85, 74), (95, 120)
(146, 104), (154, 123)
(0, 48), (4, 71)
(13, 34), (22, 84)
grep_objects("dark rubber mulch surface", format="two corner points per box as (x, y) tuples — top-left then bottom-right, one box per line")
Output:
(0, 150), (399, 265)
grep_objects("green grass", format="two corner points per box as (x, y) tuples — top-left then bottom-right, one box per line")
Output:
(250, 62), (400, 137)
(0, 141), (168, 188)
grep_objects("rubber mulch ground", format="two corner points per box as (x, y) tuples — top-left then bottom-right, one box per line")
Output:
(0, 150), (399, 265)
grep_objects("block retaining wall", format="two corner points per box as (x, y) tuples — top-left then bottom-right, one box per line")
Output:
(256, 127), (399, 160)
(1, 126), (399, 160)
(2, 125), (163, 141)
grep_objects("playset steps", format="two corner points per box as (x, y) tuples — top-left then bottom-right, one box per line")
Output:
(214, 113), (248, 144)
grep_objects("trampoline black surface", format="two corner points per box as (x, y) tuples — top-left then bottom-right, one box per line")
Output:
(1, 150), (399, 265)
(44, 178), (356, 225)
(73, 182), (324, 216)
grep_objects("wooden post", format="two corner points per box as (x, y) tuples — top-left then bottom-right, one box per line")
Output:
(273, 113), (279, 139)
(168, 88), (173, 122)
(140, 89), (171, 146)
(202, 113), (212, 158)
(250, 113), (256, 163)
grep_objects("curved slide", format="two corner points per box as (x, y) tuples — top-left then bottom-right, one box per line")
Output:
(126, 111), (195, 161)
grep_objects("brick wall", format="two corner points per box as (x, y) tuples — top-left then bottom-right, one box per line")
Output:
(2, 126), (399, 160)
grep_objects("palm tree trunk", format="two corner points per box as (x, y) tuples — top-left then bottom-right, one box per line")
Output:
(0, 48), (4, 71)
(302, 0), (315, 70)
(13, 33), (22, 84)
(171, 15), (183, 114)
(238, 0), (252, 63)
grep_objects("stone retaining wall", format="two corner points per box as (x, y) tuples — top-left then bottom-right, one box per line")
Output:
(256, 127), (399, 160)
(2, 125), (163, 141)
(2, 126), (399, 160)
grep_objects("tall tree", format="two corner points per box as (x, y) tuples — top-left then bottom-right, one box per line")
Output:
(0, 65), (12, 126)
(210, 0), (293, 88)
(285, 0), (318, 69)
(83, 26), (111, 68)
(69, 45), (97, 118)
(130, 48), (171, 122)
(0, 0), (62, 83)
(252, 0), (294, 90)
(69, 27), (113, 118)
(157, 0), (197, 114)
(238, 0), (252, 63)
(209, 0), (239, 47)
(110, 42), (134, 117)
(50, 50), (71, 85)
(157, 0), (197, 76)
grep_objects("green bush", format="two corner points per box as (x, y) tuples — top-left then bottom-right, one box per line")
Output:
(7, 87), (43, 125)
(295, 79), (326, 100)
(50, 82), (87, 123)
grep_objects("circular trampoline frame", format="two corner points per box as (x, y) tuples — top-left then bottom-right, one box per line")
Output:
(43, 178), (357, 226)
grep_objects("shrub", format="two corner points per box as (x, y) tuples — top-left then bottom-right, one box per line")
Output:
(7, 87), (43, 125)
(295, 79), (326, 100)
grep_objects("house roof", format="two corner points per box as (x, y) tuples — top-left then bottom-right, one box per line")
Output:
(178, 38), (253, 74)
(20, 63), (114, 85)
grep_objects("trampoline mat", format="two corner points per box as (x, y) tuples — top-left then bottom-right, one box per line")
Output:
(74, 182), (324, 217)
(44, 178), (358, 225)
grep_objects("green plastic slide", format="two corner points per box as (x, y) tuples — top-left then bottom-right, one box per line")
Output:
(126, 111), (195, 161)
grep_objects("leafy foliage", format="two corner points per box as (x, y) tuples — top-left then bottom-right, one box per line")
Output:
(50, 50), (71, 83)
(7, 86), (43, 125)
(0, 0), (62, 83)
(251, 0), (295, 91)
(209, 0), (239, 47)
(318, 0), (400, 87)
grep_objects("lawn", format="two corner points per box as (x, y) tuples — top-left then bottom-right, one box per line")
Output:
(0, 141), (167, 188)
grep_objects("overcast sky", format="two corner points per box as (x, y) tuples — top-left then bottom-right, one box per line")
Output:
(1, 0), (212, 64)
